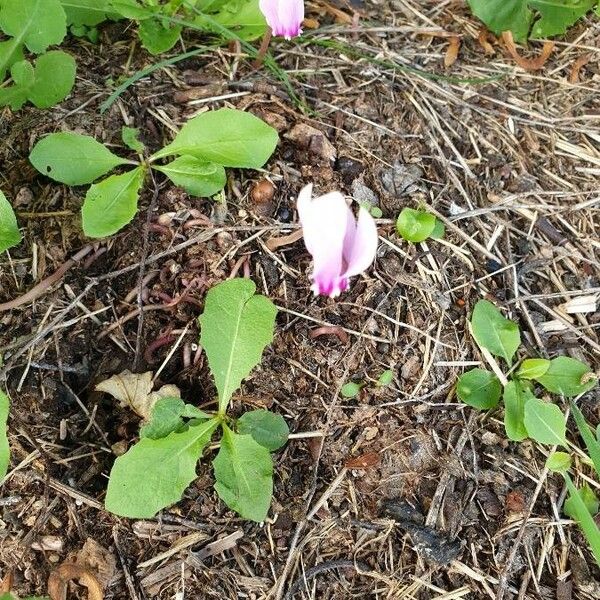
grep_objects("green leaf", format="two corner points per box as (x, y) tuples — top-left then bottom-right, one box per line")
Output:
(213, 426), (273, 522)
(30, 132), (129, 185)
(523, 397), (567, 446)
(569, 401), (600, 477)
(140, 396), (212, 440)
(395, 208), (436, 243)
(563, 472), (600, 565)
(545, 451), (572, 473)
(504, 379), (535, 441)
(154, 156), (226, 197)
(370, 206), (383, 219)
(467, 0), (533, 42)
(237, 409), (289, 451)
(517, 358), (550, 380)
(376, 369), (394, 387)
(199, 278), (277, 413)
(564, 483), (599, 520)
(151, 108), (279, 169)
(105, 417), (219, 518)
(341, 382), (362, 398)
(60, 0), (120, 26)
(456, 368), (502, 409)
(429, 218), (445, 240)
(536, 356), (597, 397)
(470, 299), (521, 365)
(197, 0), (268, 41)
(82, 167), (145, 238)
(27, 50), (76, 108)
(0, 38), (24, 81)
(529, 0), (596, 38)
(0, 190), (21, 253)
(0, 59), (34, 110)
(0, 0), (66, 55)
(121, 126), (144, 153)
(138, 18), (182, 54)
(109, 0), (155, 19)
(0, 390), (9, 480)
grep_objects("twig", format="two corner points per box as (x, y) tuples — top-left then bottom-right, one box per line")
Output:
(0, 245), (94, 312)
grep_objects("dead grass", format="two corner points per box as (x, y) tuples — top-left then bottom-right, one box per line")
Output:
(0, 0), (599, 598)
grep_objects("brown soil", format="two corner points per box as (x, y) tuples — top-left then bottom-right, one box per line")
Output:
(1, 1), (599, 598)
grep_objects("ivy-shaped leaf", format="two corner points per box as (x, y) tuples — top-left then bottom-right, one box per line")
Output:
(470, 299), (521, 365)
(82, 166), (146, 238)
(199, 278), (277, 413)
(105, 417), (219, 518)
(0, 189), (21, 253)
(213, 425), (273, 522)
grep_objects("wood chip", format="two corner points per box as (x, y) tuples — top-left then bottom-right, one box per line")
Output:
(569, 53), (591, 83)
(444, 36), (461, 68)
(558, 294), (598, 314)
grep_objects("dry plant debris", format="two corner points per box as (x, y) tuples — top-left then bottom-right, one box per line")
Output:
(0, 0), (599, 598)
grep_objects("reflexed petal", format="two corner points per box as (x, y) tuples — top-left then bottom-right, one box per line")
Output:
(259, 0), (280, 31)
(341, 206), (378, 278)
(259, 0), (304, 39)
(297, 187), (349, 297)
(296, 183), (313, 224)
(282, 0), (304, 38)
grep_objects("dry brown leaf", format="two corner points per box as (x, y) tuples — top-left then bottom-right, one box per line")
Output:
(309, 325), (350, 344)
(501, 31), (554, 71)
(0, 570), (13, 593)
(76, 538), (116, 591)
(95, 370), (181, 420)
(478, 29), (496, 55)
(285, 123), (337, 163)
(303, 17), (320, 29)
(569, 53), (591, 83)
(444, 36), (460, 68)
(48, 563), (104, 600)
(345, 451), (380, 469)
(265, 229), (303, 251)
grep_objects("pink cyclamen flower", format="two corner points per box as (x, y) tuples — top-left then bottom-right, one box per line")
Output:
(259, 0), (304, 39)
(297, 184), (378, 298)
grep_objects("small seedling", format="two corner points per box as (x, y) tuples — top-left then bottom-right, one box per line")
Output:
(396, 207), (444, 243)
(342, 369), (395, 398)
(105, 278), (288, 522)
(468, 0), (599, 42)
(0, 0), (76, 110)
(458, 299), (600, 563)
(29, 108), (279, 238)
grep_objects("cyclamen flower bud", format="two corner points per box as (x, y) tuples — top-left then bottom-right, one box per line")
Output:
(259, 0), (304, 40)
(297, 184), (378, 297)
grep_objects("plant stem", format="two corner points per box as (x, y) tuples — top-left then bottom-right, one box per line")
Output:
(253, 29), (272, 69)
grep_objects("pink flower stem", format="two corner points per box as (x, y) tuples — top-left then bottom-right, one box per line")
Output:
(253, 29), (273, 69)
